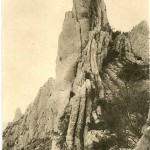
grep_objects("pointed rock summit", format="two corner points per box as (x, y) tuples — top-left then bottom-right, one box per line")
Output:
(3, 0), (149, 150)
(13, 108), (22, 122)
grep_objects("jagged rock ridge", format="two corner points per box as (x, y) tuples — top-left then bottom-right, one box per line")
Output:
(3, 0), (149, 150)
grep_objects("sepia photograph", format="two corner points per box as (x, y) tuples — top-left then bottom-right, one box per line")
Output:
(2, 0), (149, 149)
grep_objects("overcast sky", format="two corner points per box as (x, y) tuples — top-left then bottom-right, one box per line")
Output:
(2, 0), (149, 128)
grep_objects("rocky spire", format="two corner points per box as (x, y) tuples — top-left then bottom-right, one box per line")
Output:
(52, 0), (111, 149)
(13, 107), (22, 122)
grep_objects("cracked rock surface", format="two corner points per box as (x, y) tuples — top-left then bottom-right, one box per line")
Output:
(3, 0), (149, 150)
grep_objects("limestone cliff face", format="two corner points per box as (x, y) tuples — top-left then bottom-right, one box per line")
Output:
(3, 0), (149, 150)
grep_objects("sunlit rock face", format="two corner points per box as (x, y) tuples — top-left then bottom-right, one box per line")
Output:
(3, 0), (149, 150)
(129, 21), (149, 64)
(134, 109), (150, 150)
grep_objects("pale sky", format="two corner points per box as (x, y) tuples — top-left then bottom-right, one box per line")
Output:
(2, 0), (149, 128)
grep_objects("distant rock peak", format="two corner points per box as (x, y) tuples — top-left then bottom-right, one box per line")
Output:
(13, 107), (22, 122)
